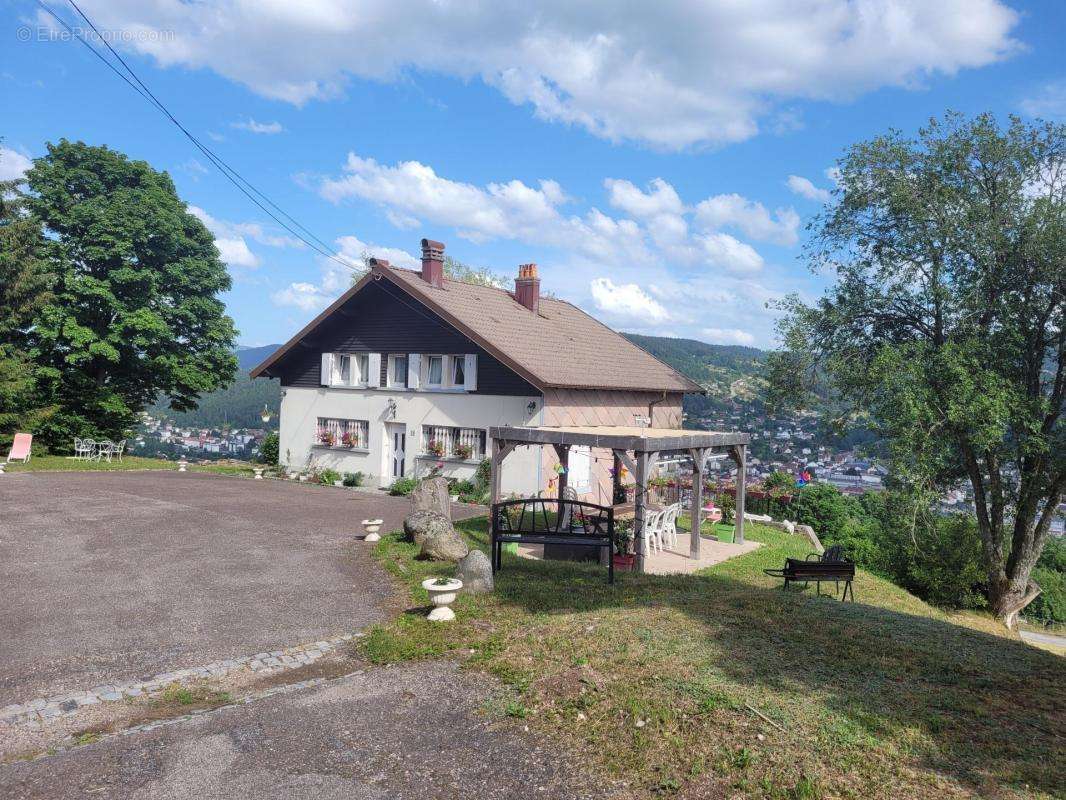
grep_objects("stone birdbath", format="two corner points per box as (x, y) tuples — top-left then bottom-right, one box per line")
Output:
(361, 519), (383, 542)
(0, 462), (6, 476)
(422, 577), (463, 622)
(177, 458), (188, 472)
(253, 467), (265, 480)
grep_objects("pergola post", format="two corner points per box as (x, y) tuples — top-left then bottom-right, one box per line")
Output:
(489, 438), (517, 507)
(633, 449), (657, 573)
(688, 447), (706, 559)
(552, 443), (570, 501)
(730, 444), (747, 545)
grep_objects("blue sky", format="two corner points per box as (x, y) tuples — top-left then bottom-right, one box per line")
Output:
(3, 0), (1066, 349)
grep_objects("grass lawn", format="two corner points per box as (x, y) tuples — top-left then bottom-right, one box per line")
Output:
(363, 519), (1065, 799)
(5, 454), (257, 477)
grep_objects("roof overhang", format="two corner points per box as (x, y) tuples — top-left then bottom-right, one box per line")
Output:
(489, 425), (749, 453)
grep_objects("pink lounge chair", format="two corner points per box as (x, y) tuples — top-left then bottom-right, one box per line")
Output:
(6, 433), (32, 463)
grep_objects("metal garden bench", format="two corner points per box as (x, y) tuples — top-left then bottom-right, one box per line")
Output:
(491, 497), (616, 583)
(764, 545), (855, 601)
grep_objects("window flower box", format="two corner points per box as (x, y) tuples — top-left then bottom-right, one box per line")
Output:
(453, 443), (473, 461)
(317, 428), (336, 447)
(426, 439), (446, 457)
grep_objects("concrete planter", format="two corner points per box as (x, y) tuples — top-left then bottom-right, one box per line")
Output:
(422, 577), (462, 621)
(361, 518), (383, 542)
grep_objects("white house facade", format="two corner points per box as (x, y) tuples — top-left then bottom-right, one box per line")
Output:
(252, 239), (700, 500)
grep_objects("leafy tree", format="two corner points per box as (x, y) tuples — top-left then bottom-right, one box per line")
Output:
(770, 113), (1065, 625)
(25, 140), (237, 448)
(0, 176), (53, 447)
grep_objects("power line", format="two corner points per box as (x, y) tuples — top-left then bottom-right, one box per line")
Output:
(34, 0), (357, 272)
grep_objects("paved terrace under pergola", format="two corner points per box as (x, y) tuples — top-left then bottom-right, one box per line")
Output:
(488, 425), (752, 573)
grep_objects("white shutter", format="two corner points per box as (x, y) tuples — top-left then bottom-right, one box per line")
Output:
(407, 354), (421, 390)
(320, 352), (333, 386)
(463, 354), (477, 392)
(367, 353), (381, 387)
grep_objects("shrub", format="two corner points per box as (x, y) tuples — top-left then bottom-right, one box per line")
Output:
(762, 470), (795, 496)
(1026, 567), (1066, 627)
(318, 468), (341, 485)
(719, 491), (735, 524)
(342, 471), (363, 487)
(877, 505), (987, 609)
(389, 477), (418, 496)
(259, 432), (279, 465)
(791, 483), (849, 540)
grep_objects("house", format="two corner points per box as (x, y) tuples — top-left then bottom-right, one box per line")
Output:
(251, 239), (700, 500)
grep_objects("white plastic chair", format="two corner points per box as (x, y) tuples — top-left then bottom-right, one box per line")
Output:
(659, 503), (681, 550)
(641, 508), (664, 556)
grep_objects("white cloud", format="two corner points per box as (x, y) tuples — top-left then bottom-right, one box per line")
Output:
(188, 205), (305, 268)
(1020, 80), (1066, 120)
(271, 235), (418, 310)
(0, 146), (32, 181)
(701, 327), (756, 346)
(697, 232), (764, 273)
(231, 118), (285, 134)
(694, 194), (799, 246)
(321, 155), (780, 273)
(270, 281), (327, 311)
(786, 174), (831, 203)
(79, 1), (1021, 150)
(605, 178), (684, 218)
(590, 277), (669, 322)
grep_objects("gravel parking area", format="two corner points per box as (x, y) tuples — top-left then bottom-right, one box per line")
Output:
(0, 470), (476, 706)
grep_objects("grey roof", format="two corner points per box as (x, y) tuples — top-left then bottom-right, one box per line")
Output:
(384, 267), (701, 392)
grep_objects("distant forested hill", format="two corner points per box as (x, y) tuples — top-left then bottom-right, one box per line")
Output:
(236, 344), (282, 371)
(149, 344), (282, 429)
(623, 333), (768, 413)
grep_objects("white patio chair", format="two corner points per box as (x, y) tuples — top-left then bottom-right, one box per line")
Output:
(81, 439), (97, 461)
(641, 509), (665, 556)
(96, 439), (113, 462)
(660, 503), (682, 550)
(112, 439), (126, 462)
(72, 437), (84, 460)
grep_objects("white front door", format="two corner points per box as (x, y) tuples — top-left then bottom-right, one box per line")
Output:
(385, 423), (406, 481)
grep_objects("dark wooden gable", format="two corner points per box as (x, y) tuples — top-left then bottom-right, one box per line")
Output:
(265, 278), (539, 396)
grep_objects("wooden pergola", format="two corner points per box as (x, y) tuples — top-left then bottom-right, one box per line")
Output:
(488, 425), (751, 573)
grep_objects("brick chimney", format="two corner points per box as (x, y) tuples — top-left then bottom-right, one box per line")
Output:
(420, 238), (445, 287)
(515, 263), (540, 314)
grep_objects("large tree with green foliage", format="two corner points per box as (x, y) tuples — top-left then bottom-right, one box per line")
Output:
(25, 140), (238, 447)
(0, 176), (54, 445)
(770, 113), (1065, 626)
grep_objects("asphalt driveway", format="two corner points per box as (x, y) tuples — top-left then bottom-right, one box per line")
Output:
(0, 662), (611, 800)
(0, 470), (475, 706)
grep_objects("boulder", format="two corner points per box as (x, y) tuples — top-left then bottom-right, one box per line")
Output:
(419, 524), (470, 562)
(412, 476), (452, 520)
(456, 549), (493, 594)
(404, 510), (450, 546)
